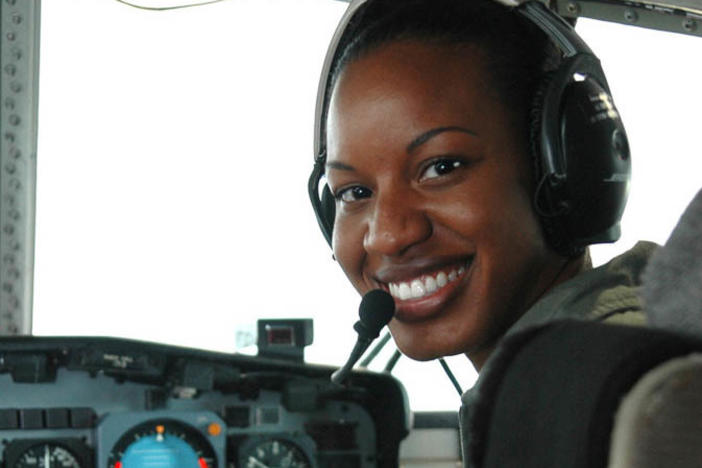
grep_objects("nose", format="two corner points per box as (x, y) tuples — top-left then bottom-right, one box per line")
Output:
(363, 187), (432, 257)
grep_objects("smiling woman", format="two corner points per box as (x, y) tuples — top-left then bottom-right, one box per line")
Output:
(326, 40), (575, 366)
(312, 0), (640, 370)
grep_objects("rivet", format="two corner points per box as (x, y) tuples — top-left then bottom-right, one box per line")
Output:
(5, 0), (17, 5)
(4, 98), (15, 110)
(682, 18), (696, 32)
(4, 163), (16, 175)
(10, 241), (20, 251)
(8, 296), (19, 308)
(11, 14), (22, 25)
(8, 209), (19, 221)
(6, 32), (16, 42)
(7, 268), (19, 279)
(10, 81), (22, 93)
(9, 147), (20, 159)
(8, 114), (20, 126)
(624, 9), (638, 23)
(4, 64), (16, 76)
(2, 283), (12, 293)
(567, 2), (579, 14)
(9, 178), (21, 190)
(4, 132), (15, 142)
(11, 48), (21, 60)
(3, 224), (15, 236)
(4, 193), (15, 205)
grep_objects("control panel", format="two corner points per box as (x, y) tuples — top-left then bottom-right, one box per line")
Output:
(0, 337), (409, 468)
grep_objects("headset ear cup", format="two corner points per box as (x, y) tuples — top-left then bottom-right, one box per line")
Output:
(320, 185), (336, 243)
(559, 78), (630, 246)
(529, 72), (582, 257)
(530, 72), (630, 257)
(529, 72), (553, 187)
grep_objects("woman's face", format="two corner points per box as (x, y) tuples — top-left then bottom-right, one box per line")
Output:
(325, 40), (565, 362)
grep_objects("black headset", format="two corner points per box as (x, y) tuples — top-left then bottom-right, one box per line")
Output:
(308, 0), (631, 257)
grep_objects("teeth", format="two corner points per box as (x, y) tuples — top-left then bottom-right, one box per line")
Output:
(425, 276), (437, 293)
(398, 283), (411, 300)
(411, 280), (426, 299)
(387, 261), (471, 301)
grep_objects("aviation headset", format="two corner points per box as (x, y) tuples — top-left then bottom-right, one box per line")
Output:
(308, 0), (631, 257)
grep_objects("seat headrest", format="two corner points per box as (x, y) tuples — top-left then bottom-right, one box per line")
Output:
(642, 187), (702, 336)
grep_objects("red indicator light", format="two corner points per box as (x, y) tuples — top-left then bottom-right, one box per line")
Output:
(115, 463), (122, 468)
(198, 458), (209, 468)
(266, 326), (294, 345)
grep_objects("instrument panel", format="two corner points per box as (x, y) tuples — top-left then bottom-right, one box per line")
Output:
(0, 337), (409, 468)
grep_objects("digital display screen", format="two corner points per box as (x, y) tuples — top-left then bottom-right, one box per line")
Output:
(266, 326), (295, 346)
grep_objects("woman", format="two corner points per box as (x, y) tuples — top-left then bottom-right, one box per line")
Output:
(309, 0), (651, 372)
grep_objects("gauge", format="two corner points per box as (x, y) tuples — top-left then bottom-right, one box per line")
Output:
(3, 439), (90, 468)
(107, 419), (217, 468)
(238, 437), (312, 468)
(12, 444), (82, 468)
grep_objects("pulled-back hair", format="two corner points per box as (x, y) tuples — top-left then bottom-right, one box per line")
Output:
(325, 0), (562, 140)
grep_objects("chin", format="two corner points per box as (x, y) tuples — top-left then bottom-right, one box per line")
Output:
(397, 346), (442, 362)
(391, 324), (467, 362)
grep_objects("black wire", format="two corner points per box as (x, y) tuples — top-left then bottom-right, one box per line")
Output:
(359, 331), (392, 368)
(439, 358), (463, 396)
(114, 0), (228, 11)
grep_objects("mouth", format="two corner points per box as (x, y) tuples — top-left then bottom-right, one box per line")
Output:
(377, 257), (474, 322)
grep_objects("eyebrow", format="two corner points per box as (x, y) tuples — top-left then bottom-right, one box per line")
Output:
(325, 125), (477, 172)
(325, 160), (355, 172)
(406, 126), (477, 153)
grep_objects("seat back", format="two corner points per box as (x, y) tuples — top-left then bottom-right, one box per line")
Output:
(461, 320), (702, 468)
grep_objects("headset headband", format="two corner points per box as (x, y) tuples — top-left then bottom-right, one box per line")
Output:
(312, 0), (605, 162)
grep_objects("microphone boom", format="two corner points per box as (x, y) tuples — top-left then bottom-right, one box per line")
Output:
(331, 290), (395, 385)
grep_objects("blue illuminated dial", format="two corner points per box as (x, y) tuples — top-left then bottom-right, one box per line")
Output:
(108, 419), (217, 468)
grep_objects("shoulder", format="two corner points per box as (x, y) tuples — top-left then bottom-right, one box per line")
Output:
(591, 240), (658, 324)
(508, 241), (659, 335)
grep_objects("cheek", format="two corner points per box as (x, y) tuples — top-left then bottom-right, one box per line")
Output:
(446, 168), (542, 248)
(332, 215), (367, 292)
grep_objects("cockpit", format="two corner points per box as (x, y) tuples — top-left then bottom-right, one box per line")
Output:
(1, 0), (701, 467)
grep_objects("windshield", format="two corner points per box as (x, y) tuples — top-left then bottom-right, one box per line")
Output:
(33, 0), (702, 411)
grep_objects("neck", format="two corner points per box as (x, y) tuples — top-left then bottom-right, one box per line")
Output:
(466, 250), (592, 372)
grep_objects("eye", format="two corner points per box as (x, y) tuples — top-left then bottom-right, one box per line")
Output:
(420, 158), (464, 181)
(336, 185), (372, 203)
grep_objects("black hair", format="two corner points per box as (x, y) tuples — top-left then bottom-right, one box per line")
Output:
(325, 0), (562, 151)
(321, 0), (586, 255)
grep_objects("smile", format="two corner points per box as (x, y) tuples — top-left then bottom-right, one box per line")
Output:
(386, 260), (471, 301)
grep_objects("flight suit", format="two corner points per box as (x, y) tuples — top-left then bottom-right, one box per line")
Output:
(459, 241), (658, 466)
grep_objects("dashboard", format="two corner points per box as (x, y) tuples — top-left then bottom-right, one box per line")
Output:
(0, 336), (410, 468)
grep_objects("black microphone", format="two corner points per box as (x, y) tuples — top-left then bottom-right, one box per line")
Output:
(331, 289), (395, 385)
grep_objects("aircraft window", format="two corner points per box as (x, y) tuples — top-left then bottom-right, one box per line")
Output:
(33, 1), (701, 411)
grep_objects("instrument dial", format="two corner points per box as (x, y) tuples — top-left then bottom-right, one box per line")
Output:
(4, 440), (90, 468)
(107, 419), (217, 468)
(239, 438), (312, 468)
(12, 444), (83, 468)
